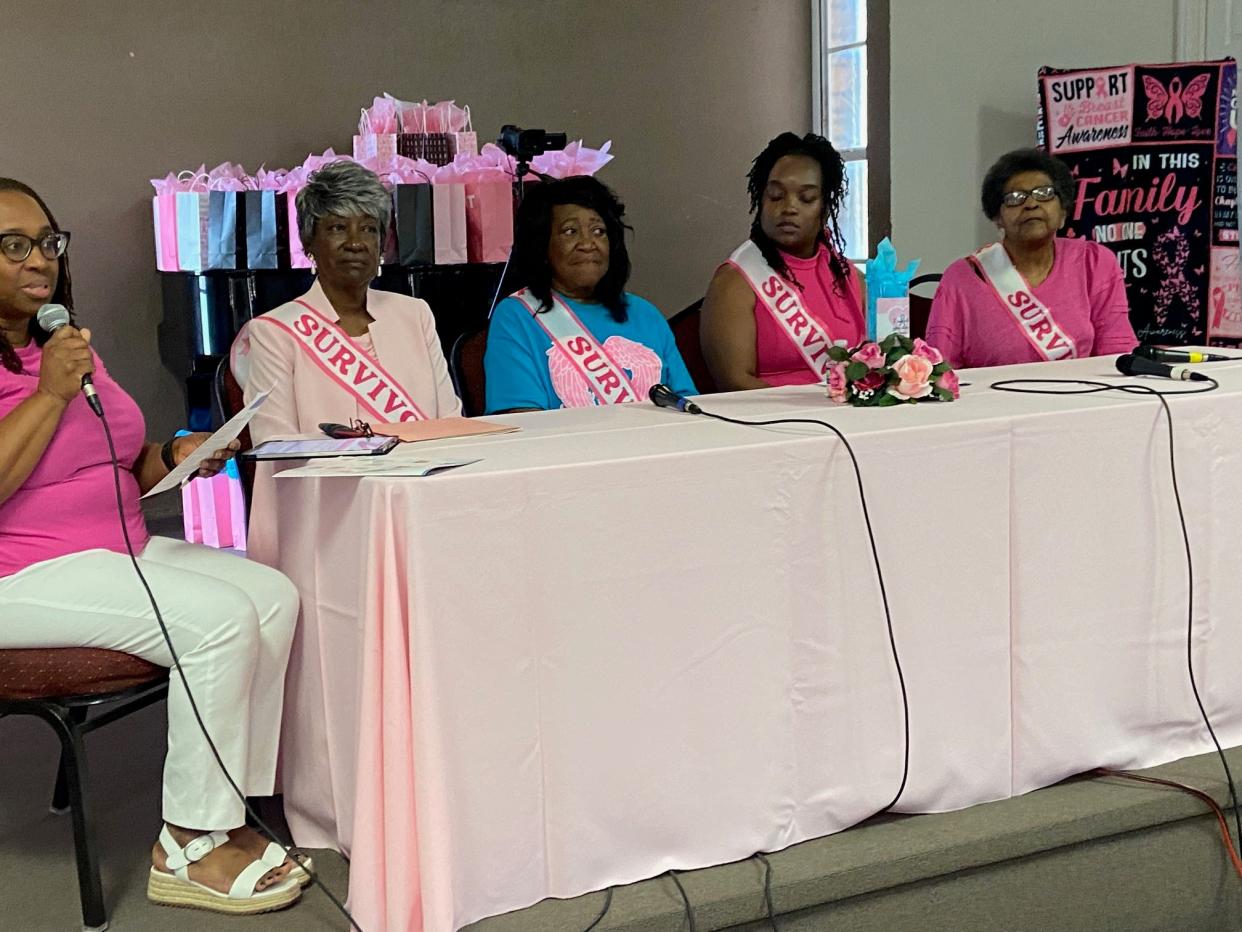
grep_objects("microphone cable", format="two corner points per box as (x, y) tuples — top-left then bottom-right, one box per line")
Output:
(692, 406), (912, 815)
(989, 376), (1242, 854)
(580, 886), (613, 931)
(578, 855), (779, 932)
(95, 410), (363, 930)
(484, 244), (514, 321)
(668, 870), (696, 932)
(754, 851), (780, 932)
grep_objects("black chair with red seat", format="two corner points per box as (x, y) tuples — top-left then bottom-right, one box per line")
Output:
(213, 354), (255, 501)
(0, 648), (169, 931)
(450, 328), (489, 417)
(667, 299), (717, 395)
(908, 273), (942, 342)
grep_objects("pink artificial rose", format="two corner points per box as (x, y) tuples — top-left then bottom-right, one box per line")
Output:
(851, 342), (886, 369)
(827, 362), (849, 404)
(936, 368), (961, 400)
(912, 338), (944, 365)
(888, 354), (935, 401)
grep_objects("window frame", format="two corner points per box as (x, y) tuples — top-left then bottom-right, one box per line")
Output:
(812, 0), (891, 260)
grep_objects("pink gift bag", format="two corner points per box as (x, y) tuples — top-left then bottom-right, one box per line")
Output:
(151, 169), (208, 271)
(182, 472), (248, 550)
(464, 181), (513, 263)
(287, 193), (313, 269)
(353, 133), (398, 165)
(279, 149), (349, 270)
(151, 194), (180, 271)
(449, 131), (478, 158)
(432, 183), (468, 265)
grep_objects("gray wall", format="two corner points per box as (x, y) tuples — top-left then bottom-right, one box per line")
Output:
(889, 0), (1180, 274)
(3, 1), (811, 437)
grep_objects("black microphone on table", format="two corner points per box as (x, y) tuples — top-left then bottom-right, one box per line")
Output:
(1116, 352), (1213, 382)
(649, 383), (702, 415)
(1134, 345), (1232, 364)
(36, 303), (104, 416)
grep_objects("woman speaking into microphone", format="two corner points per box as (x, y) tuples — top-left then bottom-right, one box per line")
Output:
(0, 179), (306, 915)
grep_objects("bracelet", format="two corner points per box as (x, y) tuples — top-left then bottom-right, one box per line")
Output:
(160, 438), (177, 472)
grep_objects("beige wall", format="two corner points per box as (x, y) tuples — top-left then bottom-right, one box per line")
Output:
(889, 0), (1180, 274)
(2, 1), (811, 436)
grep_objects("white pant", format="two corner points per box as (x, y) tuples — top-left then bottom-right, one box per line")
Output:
(0, 537), (298, 830)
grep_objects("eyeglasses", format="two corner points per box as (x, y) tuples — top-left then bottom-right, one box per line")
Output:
(1001, 186), (1058, 208)
(0, 231), (70, 263)
(318, 419), (374, 439)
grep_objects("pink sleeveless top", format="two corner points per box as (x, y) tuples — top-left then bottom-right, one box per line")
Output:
(751, 244), (864, 386)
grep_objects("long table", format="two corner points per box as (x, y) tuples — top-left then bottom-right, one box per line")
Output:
(273, 355), (1242, 932)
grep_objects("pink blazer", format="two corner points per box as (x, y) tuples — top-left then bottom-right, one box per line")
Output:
(243, 278), (461, 440)
(239, 279), (462, 565)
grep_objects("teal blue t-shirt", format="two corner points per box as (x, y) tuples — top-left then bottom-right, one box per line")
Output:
(484, 292), (697, 412)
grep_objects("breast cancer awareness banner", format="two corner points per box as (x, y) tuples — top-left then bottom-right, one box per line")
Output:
(1037, 58), (1240, 345)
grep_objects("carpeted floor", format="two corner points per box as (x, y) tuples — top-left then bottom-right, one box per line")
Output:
(1, 705), (350, 929)
(0, 703), (351, 931)
(0, 495), (352, 931)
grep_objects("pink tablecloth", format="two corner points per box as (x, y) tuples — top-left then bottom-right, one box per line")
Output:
(273, 355), (1242, 931)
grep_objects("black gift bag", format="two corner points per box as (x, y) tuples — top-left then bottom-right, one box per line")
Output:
(394, 184), (435, 266)
(242, 190), (290, 269)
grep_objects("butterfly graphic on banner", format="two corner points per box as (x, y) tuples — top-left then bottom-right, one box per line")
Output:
(1111, 158), (1129, 178)
(1143, 74), (1212, 123)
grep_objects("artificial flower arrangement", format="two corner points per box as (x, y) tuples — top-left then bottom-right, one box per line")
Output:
(826, 334), (960, 406)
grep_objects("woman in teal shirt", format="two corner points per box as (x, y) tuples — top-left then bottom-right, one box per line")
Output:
(484, 176), (696, 413)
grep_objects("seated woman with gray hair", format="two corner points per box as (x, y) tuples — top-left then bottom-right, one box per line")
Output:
(237, 160), (460, 565)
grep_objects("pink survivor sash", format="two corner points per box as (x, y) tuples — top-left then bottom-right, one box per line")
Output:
(727, 240), (837, 381)
(971, 242), (1077, 362)
(511, 288), (642, 405)
(255, 299), (428, 422)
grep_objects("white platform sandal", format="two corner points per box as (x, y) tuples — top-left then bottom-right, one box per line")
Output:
(260, 840), (315, 888)
(147, 825), (302, 914)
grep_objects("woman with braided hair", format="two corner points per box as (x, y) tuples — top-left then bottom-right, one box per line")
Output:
(700, 132), (865, 390)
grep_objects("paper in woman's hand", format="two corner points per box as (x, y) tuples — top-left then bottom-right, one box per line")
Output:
(141, 390), (271, 499)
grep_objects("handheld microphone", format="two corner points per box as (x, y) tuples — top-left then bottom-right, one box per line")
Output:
(1134, 345), (1231, 364)
(648, 383), (702, 415)
(36, 303), (103, 416)
(1116, 352), (1212, 382)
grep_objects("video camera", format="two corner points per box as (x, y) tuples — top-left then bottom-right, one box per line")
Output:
(498, 124), (568, 162)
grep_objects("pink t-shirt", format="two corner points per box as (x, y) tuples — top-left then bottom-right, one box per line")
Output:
(0, 341), (149, 577)
(925, 237), (1137, 369)
(752, 244), (864, 386)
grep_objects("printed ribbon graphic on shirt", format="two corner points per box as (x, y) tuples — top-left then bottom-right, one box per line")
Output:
(971, 242), (1078, 362)
(253, 300), (428, 422)
(511, 289), (646, 406)
(727, 240), (837, 381)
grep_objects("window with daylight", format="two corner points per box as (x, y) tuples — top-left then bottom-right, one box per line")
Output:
(813, 0), (890, 261)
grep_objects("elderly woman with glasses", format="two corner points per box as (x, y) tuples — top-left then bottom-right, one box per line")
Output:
(925, 147), (1137, 369)
(237, 159), (461, 565)
(0, 178), (307, 914)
